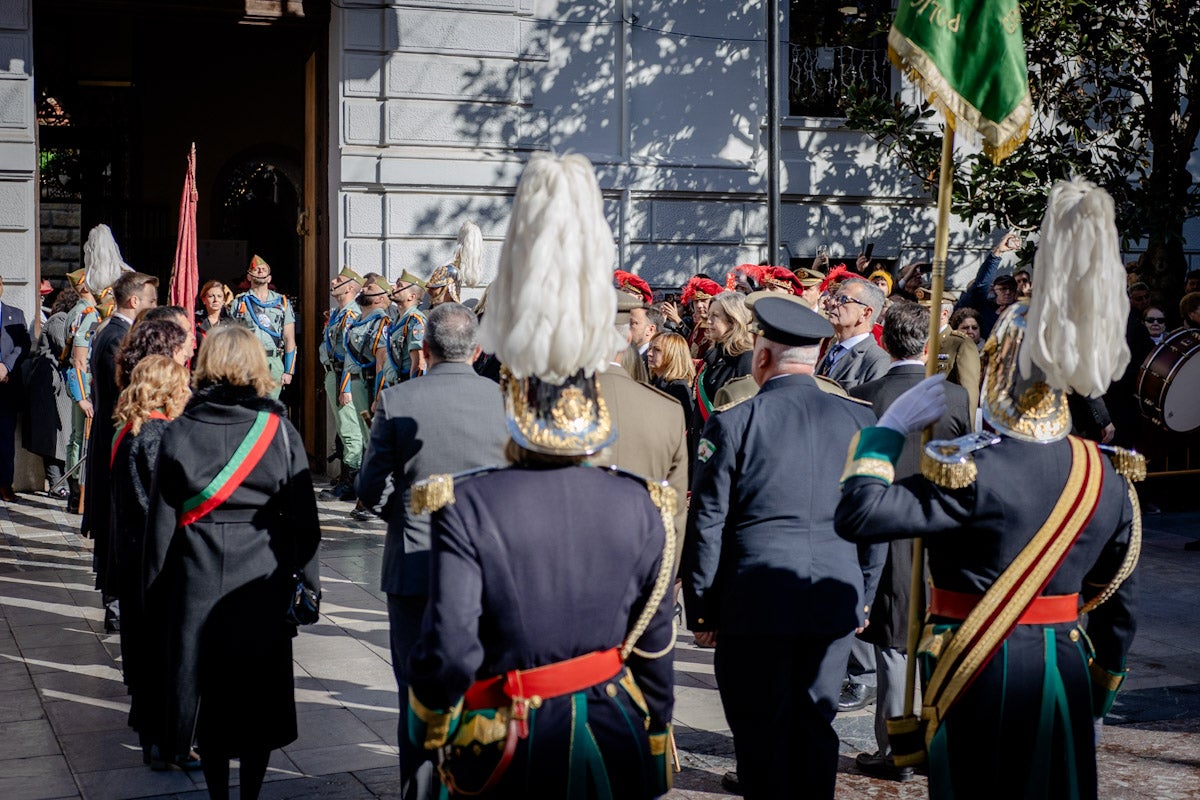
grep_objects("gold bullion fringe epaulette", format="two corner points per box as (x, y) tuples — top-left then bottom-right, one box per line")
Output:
(920, 433), (1003, 489)
(1098, 445), (1147, 482)
(410, 466), (501, 515)
(622, 476), (677, 662)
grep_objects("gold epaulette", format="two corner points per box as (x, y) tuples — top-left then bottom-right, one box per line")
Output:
(921, 433), (1002, 489)
(1099, 445), (1147, 482)
(410, 474), (455, 514)
(409, 466), (500, 515)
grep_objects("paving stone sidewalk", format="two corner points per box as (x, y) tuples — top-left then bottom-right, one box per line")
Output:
(0, 491), (1197, 799)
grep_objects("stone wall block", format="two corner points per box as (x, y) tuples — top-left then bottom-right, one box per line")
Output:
(345, 192), (385, 237)
(651, 200), (743, 244)
(343, 54), (384, 97)
(344, 99), (383, 145)
(393, 8), (520, 57)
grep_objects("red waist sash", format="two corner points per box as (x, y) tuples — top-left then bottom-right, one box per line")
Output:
(930, 587), (1079, 625)
(464, 647), (623, 710)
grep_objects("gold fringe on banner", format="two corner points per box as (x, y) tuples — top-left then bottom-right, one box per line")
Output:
(888, 30), (1031, 165)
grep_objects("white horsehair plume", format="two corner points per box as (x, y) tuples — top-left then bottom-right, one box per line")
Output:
(1020, 178), (1130, 397)
(455, 220), (483, 287)
(478, 153), (621, 384)
(82, 224), (132, 294)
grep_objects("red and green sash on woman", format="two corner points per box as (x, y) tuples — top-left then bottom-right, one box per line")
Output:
(178, 411), (280, 527)
(110, 411), (171, 468)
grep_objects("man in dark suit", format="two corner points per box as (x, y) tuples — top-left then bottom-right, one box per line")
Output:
(357, 302), (508, 800)
(683, 297), (885, 800)
(0, 277), (30, 501)
(847, 301), (970, 781)
(83, 271), (157, 631)
(818, 277), (890, 390)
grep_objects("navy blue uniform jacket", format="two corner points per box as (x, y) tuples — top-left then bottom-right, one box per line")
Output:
(409, 466), (675, 730)
(683, 373), (884, 637)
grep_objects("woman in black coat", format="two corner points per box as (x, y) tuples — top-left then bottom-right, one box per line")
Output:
(110, 355), (192, 767)
(145, 326), (321, 800)
(647, 332), (698, 480)
(694, 291), (755, 424)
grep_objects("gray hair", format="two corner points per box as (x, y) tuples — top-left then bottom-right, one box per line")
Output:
(761, 339), (819, 367)
(844, 277), (885, 323)
(426, 302), (478, 362)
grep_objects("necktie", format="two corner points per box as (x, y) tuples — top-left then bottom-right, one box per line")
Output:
(820, 344), (844, 375)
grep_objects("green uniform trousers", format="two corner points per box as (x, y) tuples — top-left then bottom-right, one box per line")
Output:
(325, 370), (366, 471)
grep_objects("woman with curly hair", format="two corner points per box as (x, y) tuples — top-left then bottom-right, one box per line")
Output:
(695, 291), (755, 423)
(115, 318), (189, 390)
(110, 355), (194, 769)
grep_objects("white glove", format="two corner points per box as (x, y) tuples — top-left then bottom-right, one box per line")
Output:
(878, 373), (948, 436)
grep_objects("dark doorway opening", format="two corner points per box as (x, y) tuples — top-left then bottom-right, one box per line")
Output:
(34, 0), (330, 454)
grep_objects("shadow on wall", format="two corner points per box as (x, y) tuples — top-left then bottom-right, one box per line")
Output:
(376, 0), (767, 287)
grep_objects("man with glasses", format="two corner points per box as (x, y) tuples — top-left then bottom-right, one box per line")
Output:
(817, 278), (890, 390)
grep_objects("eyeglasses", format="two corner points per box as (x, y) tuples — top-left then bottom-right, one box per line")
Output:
(1144, 316), (1166, 323)
(832, 294), (869, 308)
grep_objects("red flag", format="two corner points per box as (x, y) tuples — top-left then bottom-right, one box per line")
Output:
(168, 143), (199, 336)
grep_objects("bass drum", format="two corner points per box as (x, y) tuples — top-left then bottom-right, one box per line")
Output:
(1137, 328), (1200, 432)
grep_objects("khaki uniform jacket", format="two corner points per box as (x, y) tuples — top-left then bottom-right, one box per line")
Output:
(938, 329), (981, 422)
(594, 368), (689, 572)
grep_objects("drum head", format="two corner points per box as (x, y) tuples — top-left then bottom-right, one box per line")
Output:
(1147, 329), (1200, 432)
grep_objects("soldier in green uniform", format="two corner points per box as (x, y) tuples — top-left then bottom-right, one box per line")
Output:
(340, 275), (392, 505)
(231, 256), (296, 400)
(62, 268), (99, 512)
(319, 267), (363, 501)
(379, 271), (427, 390)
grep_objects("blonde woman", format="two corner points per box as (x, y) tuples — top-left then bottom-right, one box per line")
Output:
(648, 331), (698, 476)
(695, 291), (755, 422)
(110, 356), (193, 769)
(145, 326), (320, 800)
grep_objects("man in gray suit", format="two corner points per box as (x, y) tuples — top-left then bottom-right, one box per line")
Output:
(817, 277), (890, 390)
(357, 302), (508, 800)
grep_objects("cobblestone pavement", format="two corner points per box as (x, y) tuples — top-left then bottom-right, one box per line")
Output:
(0, 488), (1197, 799)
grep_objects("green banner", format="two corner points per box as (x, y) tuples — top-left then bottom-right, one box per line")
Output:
(890, 0), (1031, 162)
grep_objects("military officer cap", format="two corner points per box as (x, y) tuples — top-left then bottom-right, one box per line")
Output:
(614, 288), (643, 324)
(753, 295), (833, 346)
(66, 268), (87, 289)
(335, 266), (364, 288)
(396, 270), (426, 289)
(793, 267), (824, 287)
(248, 254), (271, 273)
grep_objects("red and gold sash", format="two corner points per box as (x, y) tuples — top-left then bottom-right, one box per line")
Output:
(920, 436), (1103, 746)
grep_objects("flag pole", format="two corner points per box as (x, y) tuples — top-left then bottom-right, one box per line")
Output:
(902, 125), (955, 720)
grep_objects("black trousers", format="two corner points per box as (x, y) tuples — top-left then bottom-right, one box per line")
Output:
(387, 594), (436, 800)
(715, 630), (854, 800)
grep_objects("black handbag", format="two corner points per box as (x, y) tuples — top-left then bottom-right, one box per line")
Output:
(286, 572), (320, 626)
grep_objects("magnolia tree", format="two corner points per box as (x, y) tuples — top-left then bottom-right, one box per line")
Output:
(843, 0), (1200, 287)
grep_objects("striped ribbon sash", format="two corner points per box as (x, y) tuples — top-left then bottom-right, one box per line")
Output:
(179, 411), (281, 527)
(921, 436), (1103, 746)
